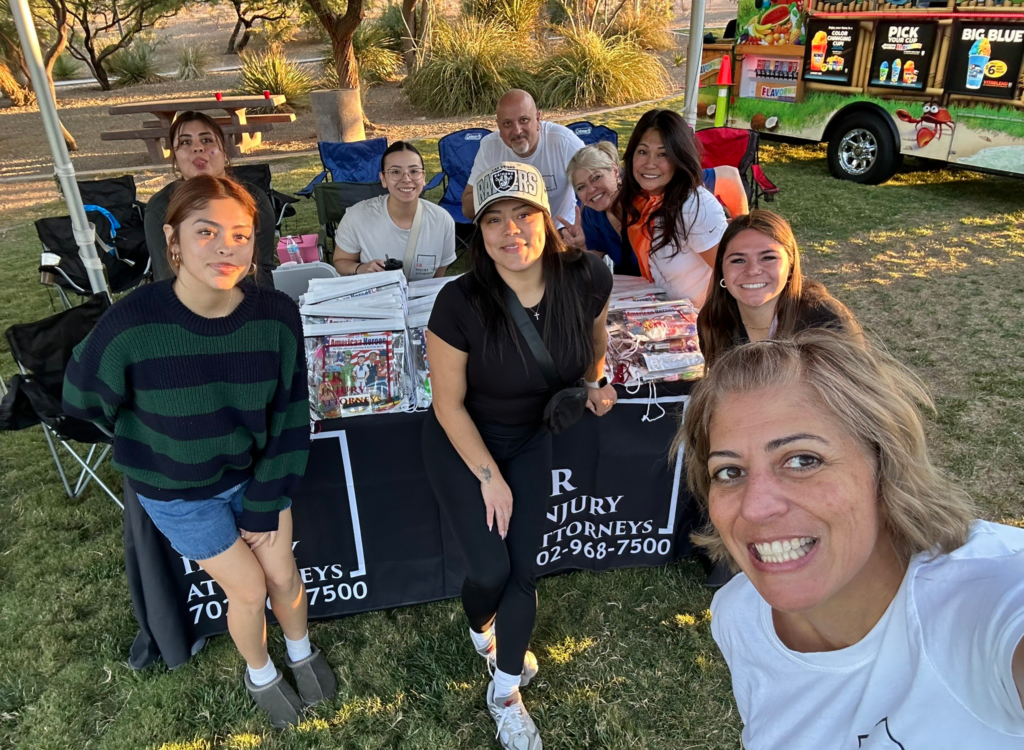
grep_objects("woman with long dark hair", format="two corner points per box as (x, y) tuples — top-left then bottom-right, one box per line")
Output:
(423, 162), (615, 750)
(617, 108), (728, 307)
(144, 111), (276, 286)
(698, 210), (861, 368)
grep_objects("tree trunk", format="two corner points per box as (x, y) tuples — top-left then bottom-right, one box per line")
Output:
(236, 20), (254, 53)
(327, 24), (361, 90)
(226, 17), (243, 54)
(401, 0), (417, 72)
(0, 61), (34, 106)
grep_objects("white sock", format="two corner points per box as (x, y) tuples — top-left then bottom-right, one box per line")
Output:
(492, 668), (521, 700)
(469, 626), (494, 652)
(285, 631), (312, 663)
(247, 655), (277, 687)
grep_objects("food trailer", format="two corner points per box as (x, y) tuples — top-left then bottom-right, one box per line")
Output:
(698, 0), (1024, 183)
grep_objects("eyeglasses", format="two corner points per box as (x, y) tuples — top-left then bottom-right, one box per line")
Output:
(383, 167), (425, 181)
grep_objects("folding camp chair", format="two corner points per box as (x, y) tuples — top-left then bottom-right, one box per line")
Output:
(312, 181), (389, 261)
(567, 121), (619, 149)
(230, 163), (299, 234)
(422, 127), (491, 255)
(297, 137), (389, 197)
(0, 294), (122, 507)
(38, 175), (151, 308)
(694, 127), (779, 209)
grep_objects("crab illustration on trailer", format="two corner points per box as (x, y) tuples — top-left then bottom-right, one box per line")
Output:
(896, 103), (955, 148)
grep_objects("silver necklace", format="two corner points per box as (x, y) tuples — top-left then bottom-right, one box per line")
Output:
(526, 303), (541, 320)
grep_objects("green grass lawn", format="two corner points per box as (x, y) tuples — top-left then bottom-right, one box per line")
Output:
(1, 112), (1023, 749)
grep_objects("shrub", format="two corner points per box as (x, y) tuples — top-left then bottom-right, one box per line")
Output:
(377, 4), (408, 53)
(237, 45), (316, 108)
(404, 18), (536, 116)
(462, 0), (545, 36)
(537, 28), (670, 109)
(106, 40), (164, 87)
(175, 43), (211, 81)
(51, 53), (81, 81)
(354, 21), (405, 82)
(609, 0), (675, 51)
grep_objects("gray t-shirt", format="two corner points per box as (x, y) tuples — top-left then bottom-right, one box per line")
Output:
(334, 195), (457, 281)
(468, 121), (586, 228)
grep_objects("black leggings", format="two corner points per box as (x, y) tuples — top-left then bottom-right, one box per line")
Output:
(422, 408), (552, 676)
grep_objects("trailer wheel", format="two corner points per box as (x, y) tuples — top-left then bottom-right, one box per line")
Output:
(827, 113), (902, 185)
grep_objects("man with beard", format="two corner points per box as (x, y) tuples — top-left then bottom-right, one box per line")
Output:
(462, 90), (585, 229)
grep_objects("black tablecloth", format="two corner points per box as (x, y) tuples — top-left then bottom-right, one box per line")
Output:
(124, 385), (698, 669)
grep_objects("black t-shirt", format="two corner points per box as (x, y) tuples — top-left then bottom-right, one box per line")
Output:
(732, 282), (862, 346)
(429, 251), (613, 426)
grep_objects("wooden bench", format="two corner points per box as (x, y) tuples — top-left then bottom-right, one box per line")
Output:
(101, 122), (275, 163)
(140, 113), (296, 128)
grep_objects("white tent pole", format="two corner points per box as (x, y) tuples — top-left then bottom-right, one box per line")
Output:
(682, 0), (707, 129)
(9, 0), (109, 298)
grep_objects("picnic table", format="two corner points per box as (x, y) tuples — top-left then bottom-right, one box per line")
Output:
(104, 95), (296, 165)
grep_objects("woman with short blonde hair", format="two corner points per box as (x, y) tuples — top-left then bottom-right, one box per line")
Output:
(676, 330), (1024, 748)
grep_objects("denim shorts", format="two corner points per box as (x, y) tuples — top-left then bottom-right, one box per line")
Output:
(137, 481), (291, 561)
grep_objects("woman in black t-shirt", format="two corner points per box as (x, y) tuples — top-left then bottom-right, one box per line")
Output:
(424, 162), (615, 750)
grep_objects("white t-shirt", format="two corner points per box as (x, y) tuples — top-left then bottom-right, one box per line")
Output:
(711, 520), (1024, 749)
(468, 121), (585, 227)
(334, 195), (456, 281)
(647, 186), (726, 308)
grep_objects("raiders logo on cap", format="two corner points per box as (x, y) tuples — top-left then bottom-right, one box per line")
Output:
(473, 161), (550, 222)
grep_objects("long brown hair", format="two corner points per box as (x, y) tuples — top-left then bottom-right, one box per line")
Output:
(616, 109), (705, 259)
(164, 175), (258, 278)
(697, 210), (803, 366)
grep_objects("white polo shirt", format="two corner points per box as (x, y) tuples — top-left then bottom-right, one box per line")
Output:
(468, 121), (585, 227)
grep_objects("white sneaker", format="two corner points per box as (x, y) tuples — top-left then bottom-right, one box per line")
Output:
(487, 648), (539, 688)
(486, 682), (543, 750)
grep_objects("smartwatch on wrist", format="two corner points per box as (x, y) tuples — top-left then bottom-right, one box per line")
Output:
(585, 377), (608, 389)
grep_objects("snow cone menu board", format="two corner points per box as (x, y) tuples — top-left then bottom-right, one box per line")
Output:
(869, 21), (937, 91)
(945, 22), (1024, 100)
(804, 19), (857, 85)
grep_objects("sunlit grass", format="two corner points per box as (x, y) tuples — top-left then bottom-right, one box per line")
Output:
(1, 133), (1023, 748)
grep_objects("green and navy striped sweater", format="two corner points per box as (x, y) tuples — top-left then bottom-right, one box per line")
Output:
(63, 279), (309, 533)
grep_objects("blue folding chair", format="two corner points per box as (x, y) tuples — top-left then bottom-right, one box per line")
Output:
(424, 128), (491, 225)
(567, 121), (618, 149)
(297, 137), (389, 196)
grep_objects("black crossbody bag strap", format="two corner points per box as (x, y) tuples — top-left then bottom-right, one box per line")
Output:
(504, 284), (563, 393)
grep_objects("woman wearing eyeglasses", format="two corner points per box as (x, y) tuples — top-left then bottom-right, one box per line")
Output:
(332, 141), (456, 280)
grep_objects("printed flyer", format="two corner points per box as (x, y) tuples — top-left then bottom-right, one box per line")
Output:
(804, 19), (857, 85)
(945, 22), (1024, 100)
(869, 21), (938, 91)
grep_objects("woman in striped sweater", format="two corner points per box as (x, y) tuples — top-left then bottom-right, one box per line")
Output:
(63, 175), (336, 728)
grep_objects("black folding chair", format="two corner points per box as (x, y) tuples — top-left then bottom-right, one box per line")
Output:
(0, 294), (121, 507)
(230, 163), (299, 234)
(38, 175), (151, 308)
(312, 181), (389, 263)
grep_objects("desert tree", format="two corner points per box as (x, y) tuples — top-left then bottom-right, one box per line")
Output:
(0, 0), (78, 149)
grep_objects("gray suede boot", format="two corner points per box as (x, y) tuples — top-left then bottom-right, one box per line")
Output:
(244, 668), (303, 728)
(286, 644), (338, 707)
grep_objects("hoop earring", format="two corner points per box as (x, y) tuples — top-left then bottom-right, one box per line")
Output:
(250, 262), (257, 275)
(172, 253), (181, 267)
(719, 278), (727, 288)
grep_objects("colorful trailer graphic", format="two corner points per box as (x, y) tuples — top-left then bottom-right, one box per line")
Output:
(700, 1), (1024, 183)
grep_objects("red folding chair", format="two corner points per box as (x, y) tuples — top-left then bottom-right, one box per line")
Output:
(695, 127), (779, 208)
